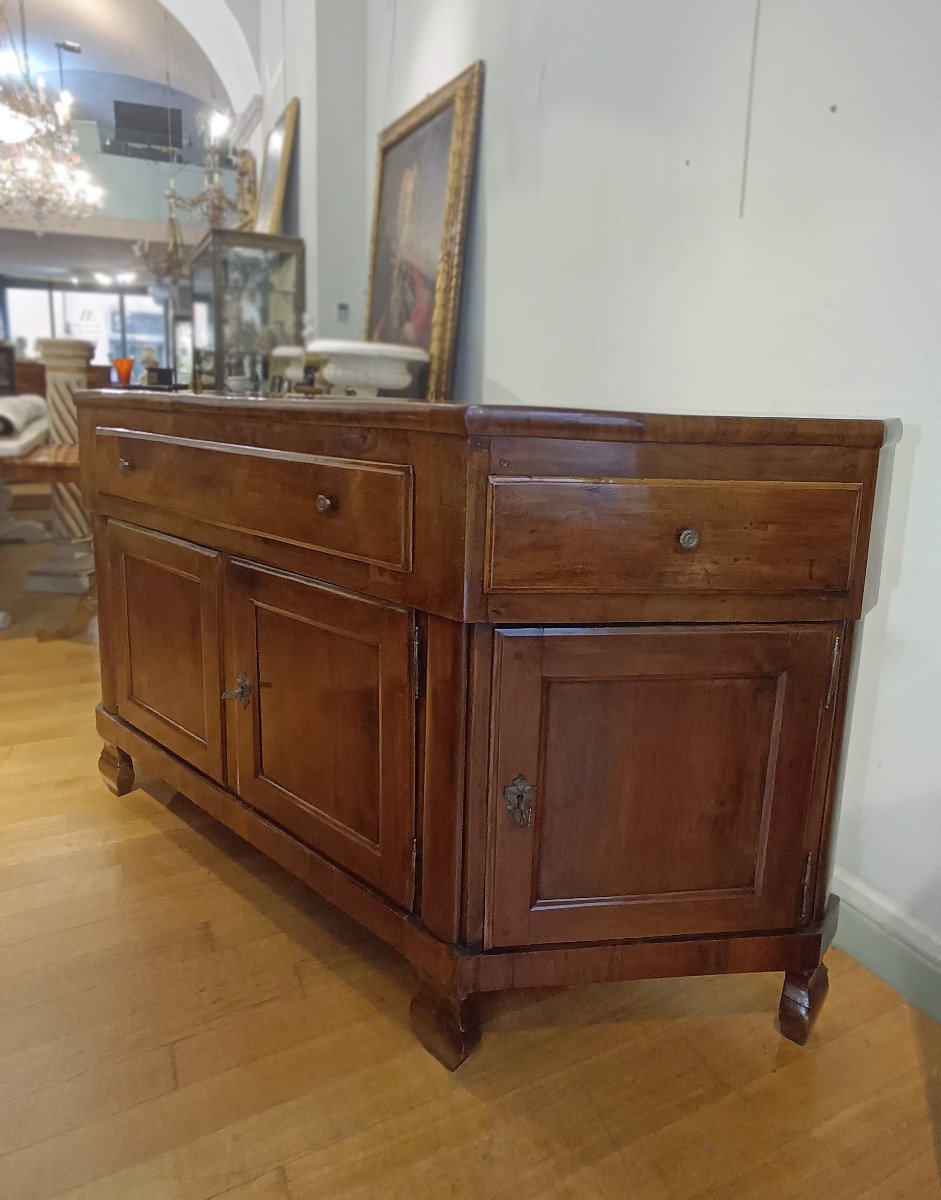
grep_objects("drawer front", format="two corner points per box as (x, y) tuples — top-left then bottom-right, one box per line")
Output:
(93, 428), (414, 572)
(485, 476), (863, 597)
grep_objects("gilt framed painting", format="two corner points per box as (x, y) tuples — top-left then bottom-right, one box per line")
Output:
(367, 61), (484, 401)
(254, 97), (299, 235)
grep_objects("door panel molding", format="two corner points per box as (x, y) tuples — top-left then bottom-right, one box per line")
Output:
(486, 624), (836, 949)
(228, 561), (416, 909)
(108, 521), (226, 782)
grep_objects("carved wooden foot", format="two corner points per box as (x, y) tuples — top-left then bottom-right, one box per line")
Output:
(410, 979), (481, 1070)
(98, 741), (135, 796)
(779, 961), (830, 1046)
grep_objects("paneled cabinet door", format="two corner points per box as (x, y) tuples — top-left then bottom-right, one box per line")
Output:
(487, 624), (839, 949)
(227, 561), (416, 909)
(107, 522), (226, 782)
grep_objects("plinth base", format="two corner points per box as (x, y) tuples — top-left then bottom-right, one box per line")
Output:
(0, 515), (51, 544)
(26, 541), (95, 595)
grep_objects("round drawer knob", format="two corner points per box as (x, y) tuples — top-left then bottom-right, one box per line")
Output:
(678, 527), (700, 550)
(117, 457), (133, 474)
(315, 494), (335, 514)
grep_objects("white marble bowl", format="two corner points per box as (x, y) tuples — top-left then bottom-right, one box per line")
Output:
(308, 339), (429, 397)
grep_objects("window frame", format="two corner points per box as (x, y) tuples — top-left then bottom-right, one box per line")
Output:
(0, 277), (172, 371)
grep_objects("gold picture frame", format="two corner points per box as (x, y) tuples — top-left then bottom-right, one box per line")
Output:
(254, 97), (299, 235)
(366, 62), (484, 402)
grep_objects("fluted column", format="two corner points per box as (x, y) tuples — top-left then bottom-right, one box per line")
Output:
(26, 338), (95, 594)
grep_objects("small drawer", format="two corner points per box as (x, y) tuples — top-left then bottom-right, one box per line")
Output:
(485, 475), (863, 597)
(93, 428), (413, 572)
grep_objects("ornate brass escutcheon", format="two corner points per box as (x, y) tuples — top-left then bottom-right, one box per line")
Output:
(222, 672), (251, 709)
(504, 775), (536, 827)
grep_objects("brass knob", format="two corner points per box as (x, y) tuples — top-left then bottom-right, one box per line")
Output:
(117, 457), (132, 474)
(315, 494), (334, 514)
(678, 527), (700, 550)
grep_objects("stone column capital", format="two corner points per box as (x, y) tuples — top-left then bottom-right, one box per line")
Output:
(36, 338), (95, 371)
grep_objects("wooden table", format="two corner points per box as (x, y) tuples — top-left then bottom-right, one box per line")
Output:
(0, 444), (97, 639)
(0, 443), (80, 485)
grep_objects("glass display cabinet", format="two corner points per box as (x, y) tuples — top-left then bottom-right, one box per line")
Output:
(190, 228), (305, 392)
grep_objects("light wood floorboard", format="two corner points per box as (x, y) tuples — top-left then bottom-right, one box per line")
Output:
(0, 542), (938, 1199)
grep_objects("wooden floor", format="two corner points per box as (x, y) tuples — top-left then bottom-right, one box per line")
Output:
(1, 540), (939, 1200)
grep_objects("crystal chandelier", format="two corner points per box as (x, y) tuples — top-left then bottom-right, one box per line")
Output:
(0, 1), (104, 224)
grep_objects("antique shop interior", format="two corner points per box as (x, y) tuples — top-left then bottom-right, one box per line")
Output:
(0, 2), (938, 1198)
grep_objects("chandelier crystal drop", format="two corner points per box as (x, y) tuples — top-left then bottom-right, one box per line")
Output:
(0, 4), (105, 225)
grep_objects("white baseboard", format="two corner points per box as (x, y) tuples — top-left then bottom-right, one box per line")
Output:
(832, 866), (941, 961)
(832, 869), (941, 1024)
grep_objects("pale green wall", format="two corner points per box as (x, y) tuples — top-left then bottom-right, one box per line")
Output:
(73, 122), (236, 227)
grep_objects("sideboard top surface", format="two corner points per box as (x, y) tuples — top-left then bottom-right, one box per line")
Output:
(75, 390), (895, 449)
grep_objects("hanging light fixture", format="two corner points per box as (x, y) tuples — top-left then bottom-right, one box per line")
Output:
(133, 17), (241, 292)
(0, 0), (104, 224)
(133, 181), (191, 286)
(174, 109), (238, 229)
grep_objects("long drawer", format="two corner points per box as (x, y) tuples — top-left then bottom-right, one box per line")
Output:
(92, 427), (414, 572)
(485, 475), (864, 597)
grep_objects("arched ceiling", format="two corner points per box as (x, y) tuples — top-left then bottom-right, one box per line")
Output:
(0, 0), (259, 278)
(0, 0), (230, 107)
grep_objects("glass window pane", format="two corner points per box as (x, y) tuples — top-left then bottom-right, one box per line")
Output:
(123, 294), (168, 372)
(193, 300), (212, 352)
(173, 319), (193, 383)
(6, 287), (52, 358)
(53, 290), (122, 367)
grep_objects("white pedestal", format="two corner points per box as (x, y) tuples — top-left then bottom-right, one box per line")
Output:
(0, 480), (50, 543)
(26, 338), (94, 594)
(0, 515), (49, 543)
(26, 540), (94, 594)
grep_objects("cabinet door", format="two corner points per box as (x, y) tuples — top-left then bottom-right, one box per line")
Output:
(487, 624), (838, 948)
(228, 561), (416, 909)
(108, 522), (226, 781)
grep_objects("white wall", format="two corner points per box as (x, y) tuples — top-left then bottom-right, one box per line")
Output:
(362, 0), (941, 965)
(219, 0), (262, 72)
(236, 0), (941, 976)
(161, 0), (260, 117)
(258, 0), (369, 337)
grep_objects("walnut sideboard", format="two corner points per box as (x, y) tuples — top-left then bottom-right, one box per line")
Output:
(77, 390), (895, 1069)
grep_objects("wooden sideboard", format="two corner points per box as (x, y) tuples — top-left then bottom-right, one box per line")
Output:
(77, 390), (895, 1069)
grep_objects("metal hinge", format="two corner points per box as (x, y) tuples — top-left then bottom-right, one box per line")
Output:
(825, 635), (841, 710)
(410, 837), (418, 907)
(800, 851), (814, 922)
(411, 618), (422, 699)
